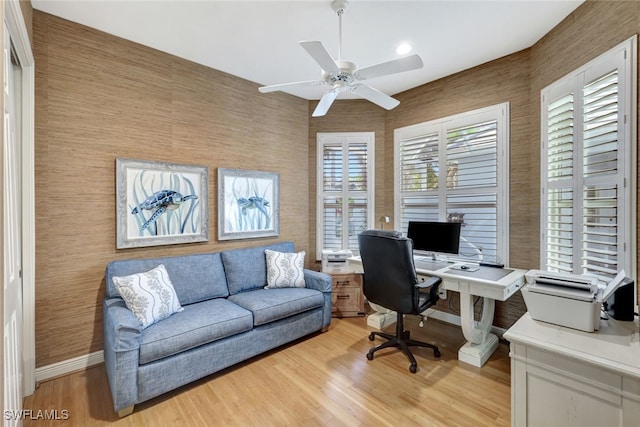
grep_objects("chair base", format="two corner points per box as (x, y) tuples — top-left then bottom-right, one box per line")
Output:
(366, 314), (440, 373)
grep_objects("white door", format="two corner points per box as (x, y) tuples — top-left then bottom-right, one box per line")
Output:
(3, 21), (23, 427)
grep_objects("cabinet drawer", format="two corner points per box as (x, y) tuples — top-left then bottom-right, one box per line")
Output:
(332, 288), (360, 310)
(332, 273), (362, 288)
(330, 272), (365, 317)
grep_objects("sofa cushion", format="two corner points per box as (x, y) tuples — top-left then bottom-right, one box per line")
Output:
(265, 249), (306, 289)
(112, 264), (184, 329)
(228, 288), (324, 326)
(222, 242), (295, 295)
(139, 299), (253, 365)
(106, 252), (229, 305)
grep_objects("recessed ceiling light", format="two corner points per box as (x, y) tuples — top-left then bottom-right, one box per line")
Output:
(396, 43), (412, 55)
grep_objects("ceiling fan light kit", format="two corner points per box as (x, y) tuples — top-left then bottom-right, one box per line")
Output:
(258, 0), (424, 117)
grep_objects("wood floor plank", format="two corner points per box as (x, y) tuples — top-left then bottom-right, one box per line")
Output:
(22, 316), (511, 426)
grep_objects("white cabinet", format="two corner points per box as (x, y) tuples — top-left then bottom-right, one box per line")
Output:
(504, 314), (640, 427)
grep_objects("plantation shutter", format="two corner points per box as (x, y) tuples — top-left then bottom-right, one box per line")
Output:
(541, 36), (634, 283)
(395, 103), (508, 263)
(317, 133), (374, 255)
(346, 142), (370, 250)
(321, 143), (343, 251)
(544, 93), (575, 273)
(581, 71), (620, 279)
(398, 132), (440, 231)
(446, 120), (499, 259)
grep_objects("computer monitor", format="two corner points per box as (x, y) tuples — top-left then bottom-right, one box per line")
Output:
(407, 221), (462, 257)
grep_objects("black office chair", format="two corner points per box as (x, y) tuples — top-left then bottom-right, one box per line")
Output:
(358, 229), (442, 373)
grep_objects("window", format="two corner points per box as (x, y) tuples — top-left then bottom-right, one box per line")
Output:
(541, 36), (636, 283)
(316, 132), (374, 257)
(394, 103), (509, 263)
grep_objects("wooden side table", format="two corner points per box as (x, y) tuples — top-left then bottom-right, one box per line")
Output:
(330, 272), (365, 317)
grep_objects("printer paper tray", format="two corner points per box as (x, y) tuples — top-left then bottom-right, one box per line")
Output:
(527, 283), (596, 302)
(533, 275), (594, 290)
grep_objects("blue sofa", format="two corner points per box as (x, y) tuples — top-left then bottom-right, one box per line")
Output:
(103, 242), (332, 416)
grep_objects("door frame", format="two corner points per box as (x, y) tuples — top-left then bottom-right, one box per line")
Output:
(4, 0), (35, 396)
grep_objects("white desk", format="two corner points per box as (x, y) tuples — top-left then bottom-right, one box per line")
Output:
(348, 256), (526, 367)
(504, 314), (640, 427)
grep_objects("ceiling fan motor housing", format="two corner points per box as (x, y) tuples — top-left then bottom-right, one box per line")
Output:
(322, 60), (356, 87)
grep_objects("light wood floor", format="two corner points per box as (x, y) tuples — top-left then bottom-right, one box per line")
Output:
(23, 316), (511, 426)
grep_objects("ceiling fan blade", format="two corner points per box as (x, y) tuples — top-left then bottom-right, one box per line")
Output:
(300, 40), (340, 75)
(312, 89), (339, 117)
(259, 80), (325, 93)
(355, 54), (423, 81)
(351, 84), (400, 110)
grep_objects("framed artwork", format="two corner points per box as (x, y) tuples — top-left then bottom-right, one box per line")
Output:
(218, 168), (279, 240)
(116, 158), (208, 249)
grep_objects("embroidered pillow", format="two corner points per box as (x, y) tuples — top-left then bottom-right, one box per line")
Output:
(112, 264), (183, 328)
(265, 249), (306, 289)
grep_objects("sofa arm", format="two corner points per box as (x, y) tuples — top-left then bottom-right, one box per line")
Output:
(104, 299), (143, 351)
(303, 269), (332, 293)
(304, 269), (333, 330)
(103, 298), (143, 413)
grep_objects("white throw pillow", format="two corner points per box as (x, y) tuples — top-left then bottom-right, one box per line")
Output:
(265, 249), (306, 289)
(112, 264), (183, 328)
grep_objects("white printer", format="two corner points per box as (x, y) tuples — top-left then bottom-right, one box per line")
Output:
(522, 270), (628, 332)
(321, 249), (354, 274)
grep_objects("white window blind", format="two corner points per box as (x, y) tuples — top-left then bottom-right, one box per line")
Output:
(541, 36), (636, 283)
(317, 132), (374, 257)
(395, 103), (509, 263)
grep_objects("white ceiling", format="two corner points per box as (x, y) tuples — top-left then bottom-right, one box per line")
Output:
(32, 0), (585, 101)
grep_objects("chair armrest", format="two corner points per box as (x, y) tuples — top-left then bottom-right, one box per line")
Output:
(303, 269), (332, 293)
(416, 276), (441, 289)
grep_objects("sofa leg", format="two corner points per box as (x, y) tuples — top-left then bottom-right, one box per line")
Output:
(321, 326), (329, 333)
(117, 405), (134, 418)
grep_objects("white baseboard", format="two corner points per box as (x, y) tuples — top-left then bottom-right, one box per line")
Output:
(35, 350), (104, 383)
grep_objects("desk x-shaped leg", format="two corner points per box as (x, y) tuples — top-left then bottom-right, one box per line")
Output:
(458, 292), (499, 367)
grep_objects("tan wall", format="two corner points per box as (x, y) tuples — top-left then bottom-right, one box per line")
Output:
(33, 12), (309, 367)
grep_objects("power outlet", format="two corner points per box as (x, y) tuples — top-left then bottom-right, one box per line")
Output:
(438, 288), (447, 300)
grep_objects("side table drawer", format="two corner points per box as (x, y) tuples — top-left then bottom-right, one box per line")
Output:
(333, 273), (362, 288)
(330, 273), (365, 317)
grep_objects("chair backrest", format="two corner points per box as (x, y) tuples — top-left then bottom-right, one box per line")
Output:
(357, 229), (419, 314)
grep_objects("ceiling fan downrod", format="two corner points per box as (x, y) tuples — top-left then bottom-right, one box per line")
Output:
(332, 0), (349, 61)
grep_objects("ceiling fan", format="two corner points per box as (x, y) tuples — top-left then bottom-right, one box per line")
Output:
(258, 0), (424, 117)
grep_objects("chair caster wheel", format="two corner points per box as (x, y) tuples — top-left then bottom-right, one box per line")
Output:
(366, 352), (374, 361)
(434, 349), (441, 358)
(409, 364), (417, 374)
(368, 333), (375, 341)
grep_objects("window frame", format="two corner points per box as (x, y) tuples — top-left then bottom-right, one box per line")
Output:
(316, 132), (375, 258)
(540, 36), (637, 283)
(393, 103), (510, 264)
